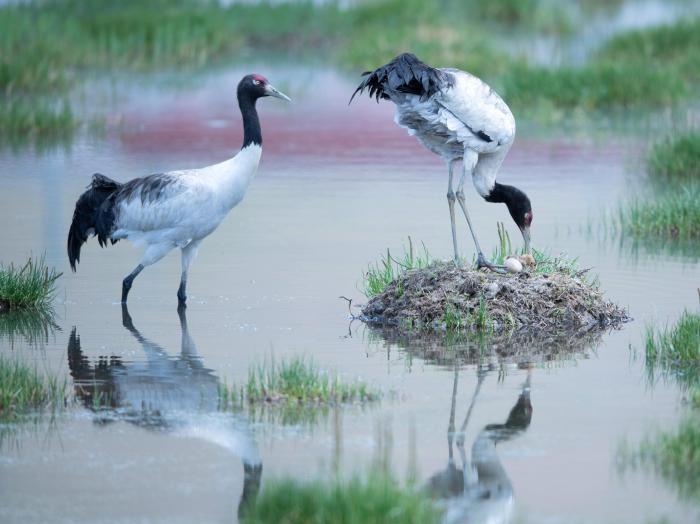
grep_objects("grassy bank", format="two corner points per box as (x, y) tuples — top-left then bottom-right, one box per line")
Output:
(618, 184), (700, 239)
(0, 256), (61, 311)
(0, 354), (66, 419)
(241, 472), (440, 524)
(219, 356), (380, 408)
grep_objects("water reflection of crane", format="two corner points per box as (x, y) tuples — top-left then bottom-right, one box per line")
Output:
(67, 305), (261, 519)
(426, 366), (532, 524)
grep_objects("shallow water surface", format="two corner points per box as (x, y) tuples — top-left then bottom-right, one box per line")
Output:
(1, 65), (699, 524)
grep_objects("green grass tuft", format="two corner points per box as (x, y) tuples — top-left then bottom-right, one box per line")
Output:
(363, 237), (431, 298)
(0, 256), (61, 310)
(618, 184), (700, 239)
(0, 354), (67, 420)
(219, 356), (380, 407)
(648, 132), (700, 182)
(240, 472), (440, 524)
(645, 311), (700, 389)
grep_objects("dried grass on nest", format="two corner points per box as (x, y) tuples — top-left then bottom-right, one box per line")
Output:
(361, 261), (629, 333)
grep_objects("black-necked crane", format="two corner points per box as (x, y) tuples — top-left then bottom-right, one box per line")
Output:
(67, 75), (290, 304)
(351, 53), (532, 269)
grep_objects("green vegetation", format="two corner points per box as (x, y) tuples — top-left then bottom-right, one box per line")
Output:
(0, 354), (67, 420)
(507, 17), (700, 112)
(0, 98), (77, 141)
(612, 132), (700, 242)
(363, 237), (431, 298)
(0, 256), (61, 310)
(501, 62), (687, 113)
(443, 296), (494, 332)
(648, 132), (700, 183)
(619, 417), (700, 504)
(219, 356), (380, 408)
(618, 184), (700, 239)
(645, 311), (700, 389)
(596, 18), (700, 86)
(241, 472), (440, 524)
(619, 311), (700, 505)
(3, 0), (699, 138)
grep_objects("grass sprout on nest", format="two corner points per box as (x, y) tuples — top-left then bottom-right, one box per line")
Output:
(363, 237), (431, 298)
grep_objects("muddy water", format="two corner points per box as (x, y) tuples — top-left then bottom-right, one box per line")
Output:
(1, 64), (699, 524)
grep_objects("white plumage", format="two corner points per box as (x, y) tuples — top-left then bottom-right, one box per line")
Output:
(68, 74), (290, 303)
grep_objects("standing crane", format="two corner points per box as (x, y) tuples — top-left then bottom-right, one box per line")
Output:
(351, 53), (532, 269)
(67, 74), (290, 304)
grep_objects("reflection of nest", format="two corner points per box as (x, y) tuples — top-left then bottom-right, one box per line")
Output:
(362, 262), (629, 334)
(365, 323), (610, 367)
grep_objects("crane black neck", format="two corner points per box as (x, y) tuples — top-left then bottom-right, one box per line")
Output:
(484, 182), (531, 228)
(238, 92), (262, 149)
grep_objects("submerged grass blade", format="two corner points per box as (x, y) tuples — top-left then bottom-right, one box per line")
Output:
(0, 354), (67, 420)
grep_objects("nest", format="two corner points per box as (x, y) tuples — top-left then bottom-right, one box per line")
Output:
(361, 262), (629, 334)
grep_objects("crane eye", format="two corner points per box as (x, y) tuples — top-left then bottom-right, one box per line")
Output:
(253, 79), (261, 86)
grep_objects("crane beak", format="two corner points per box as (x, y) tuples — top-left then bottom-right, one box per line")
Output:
(520, 226), (531, 254)
(265, 84), (291, 101)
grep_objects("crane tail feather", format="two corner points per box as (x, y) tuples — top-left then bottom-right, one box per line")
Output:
(67, 174), (121, 271)
(349, 52), (451, 104)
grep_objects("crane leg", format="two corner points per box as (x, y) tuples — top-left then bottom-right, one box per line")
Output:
(121, 265), (144, 303)
(177, 239), (202, 306)
(456, 154), (505, 272)
(121, 242), (174, 303)
(447, 160), (460, 264)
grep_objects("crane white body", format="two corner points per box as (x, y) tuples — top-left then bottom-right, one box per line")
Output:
(112, 144), (262, 260)
(392, 69), (516, 198)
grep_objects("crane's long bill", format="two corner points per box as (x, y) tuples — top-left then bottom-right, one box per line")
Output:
(265, 84), (291, 101)
(521, 226), (531, 254)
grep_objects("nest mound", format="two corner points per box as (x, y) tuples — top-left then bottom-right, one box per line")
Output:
(361, 262), (629, 333)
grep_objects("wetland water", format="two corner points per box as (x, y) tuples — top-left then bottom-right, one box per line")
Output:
(1, 66), (699, 523)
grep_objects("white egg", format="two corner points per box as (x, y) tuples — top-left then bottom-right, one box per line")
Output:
(505, 257), (523, 273)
